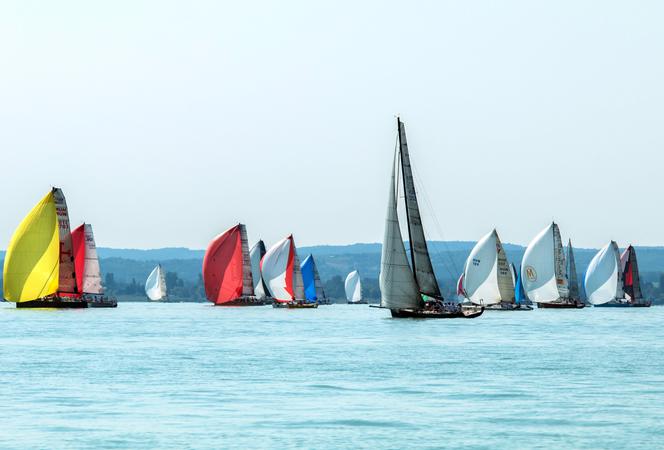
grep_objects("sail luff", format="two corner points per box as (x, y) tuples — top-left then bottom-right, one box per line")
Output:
(397, 118), (441, 297)
(379, 142), (421, 310)
(158, 264), (167, 299)
(495, 231), (516, 303)
(291, 238), (305, 301)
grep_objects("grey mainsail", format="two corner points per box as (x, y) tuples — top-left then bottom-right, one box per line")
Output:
(552, 223), (569, 299)
(379, 144), (421, 310)
(567, 239), (580, 300)
(397, 118), (441, 297)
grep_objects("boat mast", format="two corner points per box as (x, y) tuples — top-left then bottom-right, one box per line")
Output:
(397, 118), (417, 277)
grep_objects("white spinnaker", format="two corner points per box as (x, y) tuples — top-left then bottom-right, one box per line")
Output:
(521, 223), (560, 303)
(463, 230), (501, 305)
(345, 270), (362, 302)
(145, 264), (166, 301)
(379, 148), (420, 310)
(261, 236), (293, 301)
(250, 241), (266, 300)
(82, 224), (103, 294)
(585, 242), (620, 305)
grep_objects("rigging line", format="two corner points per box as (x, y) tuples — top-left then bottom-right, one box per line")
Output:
(410, 162), (461, 280)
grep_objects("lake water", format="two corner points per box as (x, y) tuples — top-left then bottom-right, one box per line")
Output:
(1, 303), (662, 449)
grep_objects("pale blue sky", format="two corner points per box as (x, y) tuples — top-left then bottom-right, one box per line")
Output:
(1, 1), (662, 249)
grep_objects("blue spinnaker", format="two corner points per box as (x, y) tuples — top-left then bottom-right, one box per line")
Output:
(300, 254), (318, 302)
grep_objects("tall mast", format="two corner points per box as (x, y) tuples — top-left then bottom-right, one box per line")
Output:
(397, 117), (416, 276)
(396, 118), (442, 297)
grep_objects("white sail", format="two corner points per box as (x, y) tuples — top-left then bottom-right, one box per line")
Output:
(344, 270), (362, 302)
(521, 223), (562, 303)
(82, 224), (103, 294)
(145, 264), (167, 301)
(261, 235), (303, 302)
(250, 240), (267, 300)
(462, 229), (514, 305)
(379, 146), (420, 310)
(585, 241), (622, 305)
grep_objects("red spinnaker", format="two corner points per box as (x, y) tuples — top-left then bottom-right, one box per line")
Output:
(71, 223), (86, 295)
(203, 224), (244, 305)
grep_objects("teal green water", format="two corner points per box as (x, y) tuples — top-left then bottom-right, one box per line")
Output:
(1, 303), (662, 449)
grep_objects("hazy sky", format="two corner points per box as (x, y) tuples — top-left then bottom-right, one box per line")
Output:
(1, 1), (663, 249)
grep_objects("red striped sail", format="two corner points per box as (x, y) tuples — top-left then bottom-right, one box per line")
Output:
(203, 224), (245, 305)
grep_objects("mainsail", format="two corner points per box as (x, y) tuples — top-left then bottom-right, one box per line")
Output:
(379, 143), (421, 310)
(567, 239), (580, 301)
(249, 240), (269, 300)
(585, 241), (622, 305)
(202, 223), (254, 305)
(261, 235), (304, 303)
(71, 223), (104, 295)
(344, 270), (362, 303)
(2, 190), (60, 302)
(462, 229), (515, 305)
(397, 118), (441, 297)
(145, 264), (167, 301)
(301, 254), (326, 303)
(621, 245), (642, 301)
(521, 223), (568, 303)
(52, 188), (78, 295)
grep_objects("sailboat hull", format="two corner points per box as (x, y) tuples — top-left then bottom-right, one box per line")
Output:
(484, 302), (533, 311)
(390, 305), (484, 319)
(16, 298), (88, 309)
(214, 297), (270, 307)
(286, 302), (318, 309)
(595, 300), (652, 308)
(347, 300), (368, 304)
(537, 300), (585, 309)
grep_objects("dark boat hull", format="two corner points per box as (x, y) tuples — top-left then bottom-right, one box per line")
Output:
(485, 302), (533, 311)
(347, 301), (368, 304)
(16, 298), (88, 309)
(215, 297), (270, 307)
(537, 301), (585, 309)
(390, 306), (484, 319)
(286, 302), (318, 309)
(595, 301), (652, 308)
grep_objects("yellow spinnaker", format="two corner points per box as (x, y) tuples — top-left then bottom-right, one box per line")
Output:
(3, 190), (60, 302)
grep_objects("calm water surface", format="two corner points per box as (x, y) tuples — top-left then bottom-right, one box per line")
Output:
(1, 303), (662, 449)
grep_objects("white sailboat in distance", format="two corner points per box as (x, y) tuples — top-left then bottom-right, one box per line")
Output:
(145, 264), (167, 301)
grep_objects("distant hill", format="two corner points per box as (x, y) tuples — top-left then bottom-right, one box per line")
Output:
(3, 242), (664, 302)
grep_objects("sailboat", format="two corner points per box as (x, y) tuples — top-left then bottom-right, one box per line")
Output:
(3, 188), (87, 308)
(249, 240), (273, 304)
(262, 234), (316, 309)
(72, 223), (117, 307)
(566, 239), (583, 306)
(203, 223), (262, 306)
(615, 245), (652, 307)
(587, 243), (651, 307)
(521, 222), (584, 309)
(460, 229), (531, 310)
(585, 241), (623, 306)
(345, 270), (365, 304)
(145, 264), (167, 301)
(301, 254), (330, 305)
(377, 118), (483, 319)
